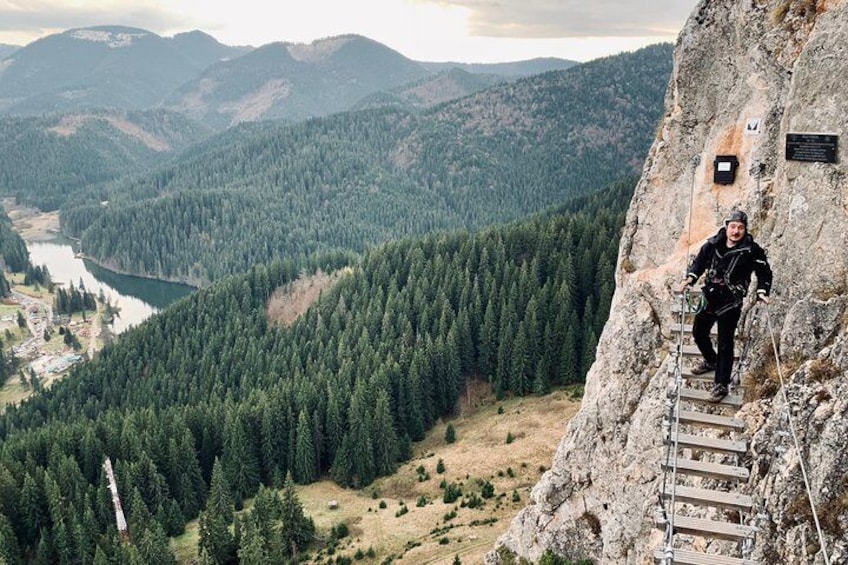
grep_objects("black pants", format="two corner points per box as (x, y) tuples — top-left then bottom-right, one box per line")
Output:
(692, 305), (741, 386)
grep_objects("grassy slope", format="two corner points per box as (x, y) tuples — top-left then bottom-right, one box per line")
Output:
(172, 382), (582, 564)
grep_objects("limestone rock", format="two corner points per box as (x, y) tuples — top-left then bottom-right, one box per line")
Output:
(488, 1), (848, 563)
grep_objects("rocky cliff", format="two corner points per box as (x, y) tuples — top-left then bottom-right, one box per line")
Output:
(489, 1), (848, 563)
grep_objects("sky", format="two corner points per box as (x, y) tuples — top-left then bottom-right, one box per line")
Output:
(0, 0), (701, 63)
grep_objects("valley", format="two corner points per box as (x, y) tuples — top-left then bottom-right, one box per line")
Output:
(172, 384), (582, 564)
(0, 272), (103, 407)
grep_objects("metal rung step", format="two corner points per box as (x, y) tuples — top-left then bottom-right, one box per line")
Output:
(668, 432), (747, 455)
(670, 364), (715, 383)
(663, 457), (749, 481)
(671, 362), (746, 383)
(654, 548), (759, 565)
(677, 365), (715, 381)
(675, 410), (745, 431)
(670, 323), (717, 336)
(655, 513), (757, 541)
(663, 485), (753, 511)
(680, 387), (744, 408)
(678, 344), (738, 359)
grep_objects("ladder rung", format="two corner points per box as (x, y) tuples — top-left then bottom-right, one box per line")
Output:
(655, 513), (757, 541)
(668, 432), (747, 455)
(663, 485), (753, 511)
(675, 410), (745, 431)
(678, 344), (738, 358)
(680, 387), (744, 408)
(669, 323), (717, 336)
(654, 548), (759, 565)
(662, 457), (749, 481)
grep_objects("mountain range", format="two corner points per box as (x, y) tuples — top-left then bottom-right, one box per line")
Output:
(52, 44), (673, 285)
(0, 26), (576, 127)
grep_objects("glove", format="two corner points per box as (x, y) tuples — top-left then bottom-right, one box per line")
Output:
(757, 289), (769, 304)
(679, 275), (694, 293)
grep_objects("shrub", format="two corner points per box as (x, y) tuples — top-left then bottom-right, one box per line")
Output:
(436, 459), (446, 474)
(332, 522), (350, 539)
(579, 511), (602, 536)
(443, 483), (462, 504)
(464, 493), (483, 509)
(439, 537), (450, 545)
(512, 490), (520, 502)
(506, 432), (515, 444)
(481, 480), (495, 499)
(379, 500), (387, 509)
(445, 424), (456, 443)
(416, 496), (428, 507)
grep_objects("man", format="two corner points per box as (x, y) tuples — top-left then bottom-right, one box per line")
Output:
(679, 210), (772, 401)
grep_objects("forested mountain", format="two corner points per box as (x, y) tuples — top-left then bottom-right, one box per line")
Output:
(419, 57), (578, 77)
(0, 110), (213, 211)
(162, 34), (433, 129)
(60, 44), (672, 286)
(0, 26), (247, 116)
(352, 67), (507, 111)
(0, 178), (632, 563)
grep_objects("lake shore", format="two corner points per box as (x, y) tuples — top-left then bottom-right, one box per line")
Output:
(3, 200), (63, 242)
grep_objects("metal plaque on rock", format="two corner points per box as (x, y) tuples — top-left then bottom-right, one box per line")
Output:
(786, 133), (838, 163)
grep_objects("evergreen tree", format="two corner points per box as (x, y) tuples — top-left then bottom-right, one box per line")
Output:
(294, 409), (317, 484)
(444, 423), (456, 444)
(222, 409), (260, 499)
(206, 459), (234, 526)
(198, 459), (236, 565)
(0, 512), (21, 565)
(371, 388), (400, 476)
(237, 515), (271, 565)
(279, 472), (314, 563)
(134, 524), (177, 565)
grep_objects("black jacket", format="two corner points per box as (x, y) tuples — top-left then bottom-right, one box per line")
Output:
(686, 228), (773, 300)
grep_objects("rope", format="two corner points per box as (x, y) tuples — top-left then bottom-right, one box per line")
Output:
(660, 155), (701, 564)
(730, 304), (760, 388)
(764, 306), (831, 565)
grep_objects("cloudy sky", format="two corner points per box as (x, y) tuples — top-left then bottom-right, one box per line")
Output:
(0, 0), (700, 63)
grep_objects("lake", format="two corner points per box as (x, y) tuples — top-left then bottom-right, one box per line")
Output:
(26, 241), (195, 334)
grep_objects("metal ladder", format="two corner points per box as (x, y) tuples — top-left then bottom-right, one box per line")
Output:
(655, 289), (761, 565)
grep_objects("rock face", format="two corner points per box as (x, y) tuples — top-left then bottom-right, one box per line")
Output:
(488, 1), (848, 563)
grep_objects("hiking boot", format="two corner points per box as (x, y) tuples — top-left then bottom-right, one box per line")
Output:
(708, 384), (728, 403)
(690, 359), (716, 375)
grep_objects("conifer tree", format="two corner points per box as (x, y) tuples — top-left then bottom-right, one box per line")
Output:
(371, 389), (400, 476)
(294, 410), (317, 484)
(198, 460), (236, 565)
(134, 524), (177, 565)
(222, 409), (260, 499)
(346, 381), (375, 487)
(0, 512), (21, 565)
(206, 459), (233, 526)
(279, 472), (314, 563)
(237, 515), (271, 565)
